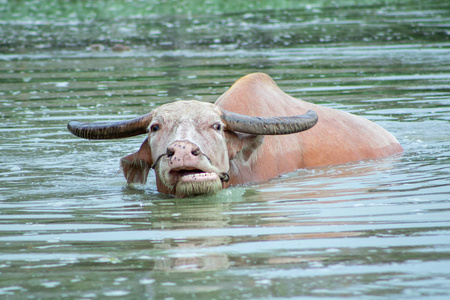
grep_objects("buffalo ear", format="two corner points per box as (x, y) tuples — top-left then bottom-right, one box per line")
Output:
(225, 131), (264, 162)
(120, 138), (153, 184)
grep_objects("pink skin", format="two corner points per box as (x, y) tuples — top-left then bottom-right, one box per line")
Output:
(147, 102), (230, 197)
(119, 73), (402, 198)
(165, 140), (220, 184)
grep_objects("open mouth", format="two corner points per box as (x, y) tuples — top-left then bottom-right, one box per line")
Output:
(169, 168), (223, 198)
(171, 168), (219, 183)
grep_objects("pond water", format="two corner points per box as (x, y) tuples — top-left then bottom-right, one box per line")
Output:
(1, 0), (450, 299)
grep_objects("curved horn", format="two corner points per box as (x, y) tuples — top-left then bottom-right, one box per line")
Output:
(67, 114), (152, 140)
(221, 109), (318, 135)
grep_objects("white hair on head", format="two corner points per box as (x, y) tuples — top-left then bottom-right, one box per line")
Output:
(174, 178), (223, 198)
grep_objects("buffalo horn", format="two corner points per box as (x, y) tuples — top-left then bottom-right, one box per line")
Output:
(221, 109), (318, 135)
(67, 114), (152, 140)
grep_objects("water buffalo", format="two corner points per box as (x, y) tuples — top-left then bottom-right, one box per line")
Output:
(68, 73), (402, 197)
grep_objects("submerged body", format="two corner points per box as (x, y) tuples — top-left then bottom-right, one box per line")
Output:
(68, 73), (402, 197)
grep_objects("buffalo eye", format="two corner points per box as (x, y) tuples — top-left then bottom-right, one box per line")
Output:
(213, 123), (222, 131)
(150, 124), (160, 133)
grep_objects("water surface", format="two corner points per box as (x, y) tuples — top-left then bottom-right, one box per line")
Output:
(1, 1), (450, 299)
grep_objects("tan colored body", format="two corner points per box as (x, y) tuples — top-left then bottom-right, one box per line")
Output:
(216, 73), (402, 186)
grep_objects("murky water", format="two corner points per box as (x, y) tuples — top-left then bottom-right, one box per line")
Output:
(1, 1), (450, 299)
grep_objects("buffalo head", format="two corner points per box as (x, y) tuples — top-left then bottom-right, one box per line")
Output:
(68, 100), (318, 197)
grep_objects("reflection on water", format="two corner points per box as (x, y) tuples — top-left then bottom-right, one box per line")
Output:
(1, 0), (450, 299)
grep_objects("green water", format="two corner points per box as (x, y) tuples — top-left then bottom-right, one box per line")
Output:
(1, 0), (450, 299)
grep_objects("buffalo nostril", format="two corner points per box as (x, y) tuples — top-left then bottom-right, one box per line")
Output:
(192, 149), (200, 156)
(167, 149), (175, 157)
